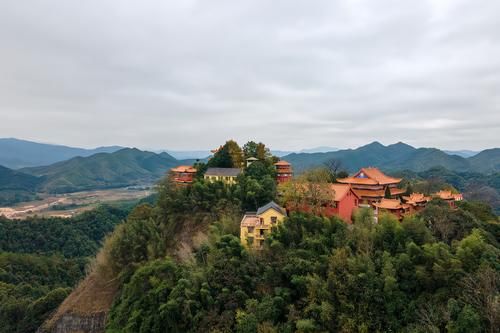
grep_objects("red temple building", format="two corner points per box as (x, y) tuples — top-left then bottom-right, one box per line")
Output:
(170, 165), (197, 185)
(274, 160), (293, 183)
(337, 167), (406, 204)
(373, 198), (410, 220)
(433, 190), (463, 208)
(402, 192), (431, 213)
(323, 184), (360, 222)
(287, 183), (360, 223)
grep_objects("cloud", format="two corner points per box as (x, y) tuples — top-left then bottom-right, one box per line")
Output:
(0, 0), (499, 150)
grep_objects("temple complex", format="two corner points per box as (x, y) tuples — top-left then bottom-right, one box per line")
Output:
(337, 167), (406, 204)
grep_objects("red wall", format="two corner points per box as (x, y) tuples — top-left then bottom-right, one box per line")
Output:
(288, 190), (359, 223)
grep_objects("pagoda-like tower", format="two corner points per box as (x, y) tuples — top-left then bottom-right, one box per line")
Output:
(274, 160), (293, 183)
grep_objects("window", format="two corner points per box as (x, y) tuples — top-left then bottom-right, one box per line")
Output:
(271, 216), (277, 224)
(248, 227), (254, 233)
(260, 229), (265, 236)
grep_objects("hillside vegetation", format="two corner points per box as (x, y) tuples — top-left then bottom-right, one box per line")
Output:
(0, 205), (129, 333)
(0, 165), (42, 204)
(20, 148), (186, 193)
(98, 178), (500, 332)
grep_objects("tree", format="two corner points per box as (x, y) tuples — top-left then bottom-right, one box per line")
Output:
(323, 159), (346, 181)
(384, 186), (392, 199)
(208, 140), (244, 168)
(278, 169), (335, 215)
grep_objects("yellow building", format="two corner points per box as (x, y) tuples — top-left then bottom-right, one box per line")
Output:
(240, 201), (287, 249)
(204, 168), (242, 185)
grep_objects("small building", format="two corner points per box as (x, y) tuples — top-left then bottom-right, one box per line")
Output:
(373, 198), (411, 220)
(337, 167), (405, 204)
(433, 190), (463, 208)
(402, 192), (431, 213)
(274, 160), (293, 183)
(170, 165), (197, 185)
(246, 157), (259, 167)
(204, 168), (242, 185)
(240, 201), (287, 249)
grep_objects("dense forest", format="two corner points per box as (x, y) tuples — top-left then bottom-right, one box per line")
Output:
(0, 205), (129, 333)
(103, 197), (499, 332)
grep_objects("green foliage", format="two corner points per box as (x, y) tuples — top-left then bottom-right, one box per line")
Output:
(0, 204), (130, 333)
(208, 140), (244, 168)
(0, 253), (83, 333)
(0, 205), (127, 257)
(107, 193), (500, 333)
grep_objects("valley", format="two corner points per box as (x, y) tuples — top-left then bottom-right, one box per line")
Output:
(0, 187), (153, 219)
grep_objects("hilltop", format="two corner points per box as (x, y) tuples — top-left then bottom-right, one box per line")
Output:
(20, 148), (192, 193)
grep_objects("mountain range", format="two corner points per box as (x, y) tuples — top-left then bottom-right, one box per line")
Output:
(19, 148), (195, 193)
(0, 138), (124, 169)
(283, 141), (500, 174)
(0, 139), (499, 206)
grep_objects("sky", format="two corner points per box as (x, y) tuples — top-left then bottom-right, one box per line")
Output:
(1, 0), (499, 151)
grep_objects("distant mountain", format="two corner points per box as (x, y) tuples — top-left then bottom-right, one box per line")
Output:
(271, 150), (294, 157)
(272, 146), (339, 157)
(0, 138), (124, 169)
(299, 146), (339, 154)
(468, 149), (500, 173)
(444, 150), (479, 158)
(21, 148), (191, 193)
(282, 142), (500, 174)
(159, 150), (211, 160)
(0, 165), (41, 191)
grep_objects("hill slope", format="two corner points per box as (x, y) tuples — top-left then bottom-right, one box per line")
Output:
(21, 148), (184, 193)
(283, 142), (499, 173)
(0, 165), (41, 205)
(0, 138), (123, 169)
(468, 148), (500, 173)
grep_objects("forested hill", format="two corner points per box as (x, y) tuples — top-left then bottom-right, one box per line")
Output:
(19, 148), (194, 193)
(0, 165), (43, 204)
(0, 205), (130, 333)
(0, 148), (196, 205)
(283, 142), (500, 173)
(0, 165), (41, 191)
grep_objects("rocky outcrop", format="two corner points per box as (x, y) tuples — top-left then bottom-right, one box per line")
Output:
(38, 312), (107, 333)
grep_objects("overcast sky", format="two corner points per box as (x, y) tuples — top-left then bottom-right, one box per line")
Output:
(1, 0), (499, 151)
